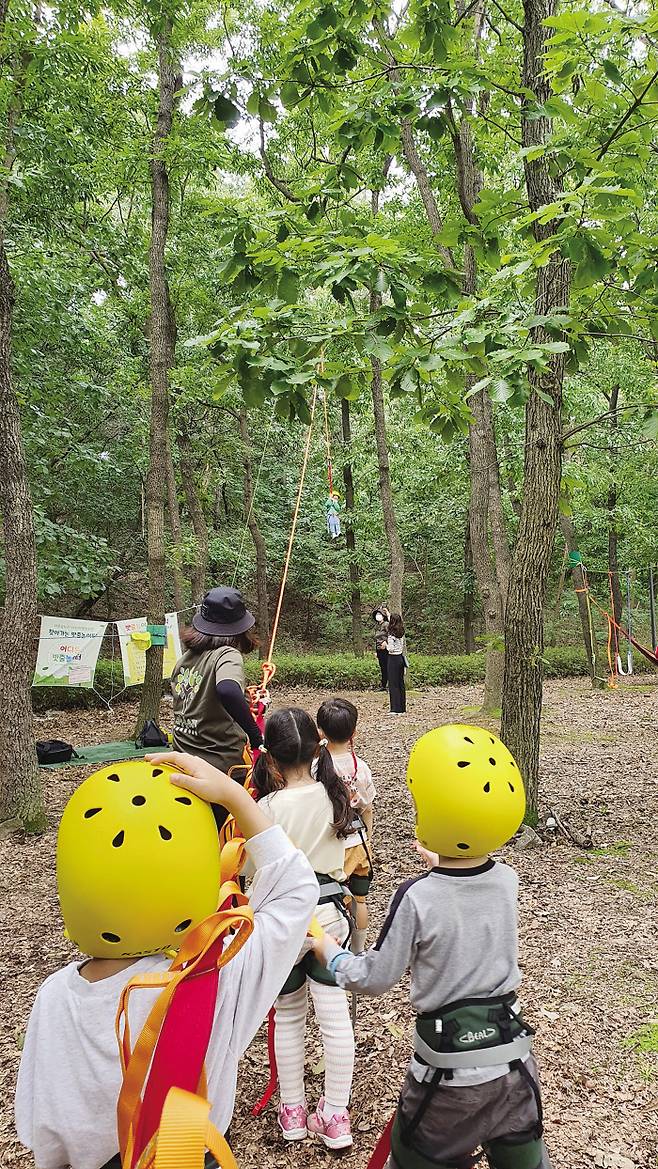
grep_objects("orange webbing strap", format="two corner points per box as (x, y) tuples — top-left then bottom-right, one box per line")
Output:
(135, 1087), (237, 1169)
(116, 890), (254, 1167)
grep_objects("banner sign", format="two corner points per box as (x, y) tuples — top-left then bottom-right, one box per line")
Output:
(116, 612), (182, 687)
(33, 617), (108, 689)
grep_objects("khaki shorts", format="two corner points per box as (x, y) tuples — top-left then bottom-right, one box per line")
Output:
(344, 843), (373, 898)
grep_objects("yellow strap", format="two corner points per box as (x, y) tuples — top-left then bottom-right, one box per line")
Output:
(134, 1088), (238, 1169)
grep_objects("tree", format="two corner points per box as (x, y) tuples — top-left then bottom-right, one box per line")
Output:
(500, 0), (572, 813)
(341, 398), (364, 656)
(0, 0), (45, 831)
(238, 408), (270, 649)
(138, 22), (178, 729)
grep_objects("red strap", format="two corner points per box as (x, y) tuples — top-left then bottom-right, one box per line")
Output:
(367, 1113), (395, 1169)
(251, 1008), (278, 1116)
(131, 940), (222, 1165)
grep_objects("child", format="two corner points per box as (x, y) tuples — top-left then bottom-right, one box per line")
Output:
(310, 724), (552, 1169)
(252, 707), (355, 1150)
(325, 491), (342, 538)
(387, 613), (407, 714)
(316, 697), (376, 953)
(15, 754), (318, 1169)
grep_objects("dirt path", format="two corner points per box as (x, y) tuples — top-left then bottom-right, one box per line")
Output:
(1, 679), (657, 1168)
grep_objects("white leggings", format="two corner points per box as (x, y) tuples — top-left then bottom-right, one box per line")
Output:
(274, 979), (355, 1110)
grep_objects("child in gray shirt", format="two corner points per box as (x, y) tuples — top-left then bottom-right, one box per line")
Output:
(311, 723), (552, 1169)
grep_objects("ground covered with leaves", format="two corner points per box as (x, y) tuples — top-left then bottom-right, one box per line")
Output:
(1, 678), (657, 1169)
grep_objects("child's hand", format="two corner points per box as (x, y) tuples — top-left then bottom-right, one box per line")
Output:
(147, 752), (234, 805)
(414, 840), (439, 869)
(147, 751), (274, 841)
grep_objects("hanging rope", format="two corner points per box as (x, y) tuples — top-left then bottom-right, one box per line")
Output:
(322, 389), (334, 496)
(607, 572), (619, 687)
(231, 408), (275, 589)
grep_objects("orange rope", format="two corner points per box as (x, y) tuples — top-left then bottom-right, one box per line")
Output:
(264, 386), (318, 668)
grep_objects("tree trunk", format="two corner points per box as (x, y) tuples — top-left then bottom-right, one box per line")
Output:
(0, 243), (44, 830)
(341, 398), (364, 656)
(463, 514), (476, 653)
(165, 435), (185, 612)
(607, 385), (623, 625)
(138, 27), (177, 729)
(238, 409), (270, 653)
(501, 0), (572, 817)
(560, 514), (600, 686)
(370, 184), (404, 615)
(178, 421), (209, 604)
(0, 19), (45, 831)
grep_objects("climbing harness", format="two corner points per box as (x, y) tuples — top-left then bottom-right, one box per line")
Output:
(370, 995), (542, 1169)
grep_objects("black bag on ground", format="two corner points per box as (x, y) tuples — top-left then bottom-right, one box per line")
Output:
(36, 739), (79, 764)
(135, 720), (169, 749)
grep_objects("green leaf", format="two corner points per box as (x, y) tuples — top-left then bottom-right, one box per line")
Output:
(214, 95), (241, 128)
(259, 98), (278, 123)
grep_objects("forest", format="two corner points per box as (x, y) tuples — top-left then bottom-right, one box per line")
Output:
(2, 1), (658, 1165)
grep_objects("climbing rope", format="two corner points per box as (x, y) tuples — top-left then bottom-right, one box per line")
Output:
(247, 386), (319, 718)
(322, 388), (334, 495)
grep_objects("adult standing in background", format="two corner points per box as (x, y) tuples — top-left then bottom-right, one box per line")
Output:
(372, 604), (390, 691)
(171, 586), (262, 829)
(387, 613), (407, 715)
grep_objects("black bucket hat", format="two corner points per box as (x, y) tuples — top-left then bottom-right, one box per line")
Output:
(192, 587), (256, 637)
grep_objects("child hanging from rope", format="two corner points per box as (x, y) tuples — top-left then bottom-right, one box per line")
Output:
(310, 725), (552, 1169)
(252, 707), (355, 1150)
(15, 755), (318, 1169)
(316, 698), (375, 955)
(325, 490), (342, 538)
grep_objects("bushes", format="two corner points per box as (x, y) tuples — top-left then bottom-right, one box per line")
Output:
(33, 645), (650, 712)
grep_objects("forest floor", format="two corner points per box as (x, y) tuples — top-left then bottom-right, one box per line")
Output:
(1, 677), (657, 1169)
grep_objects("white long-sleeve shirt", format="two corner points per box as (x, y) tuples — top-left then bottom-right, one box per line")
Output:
(15, 826), (317, 1169)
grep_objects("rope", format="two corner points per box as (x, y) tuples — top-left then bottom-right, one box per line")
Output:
(231, 408), (275, 589)
(265, 387), (318, 666)
(322, 390), (334, 496)
(607, 572), (618, 687)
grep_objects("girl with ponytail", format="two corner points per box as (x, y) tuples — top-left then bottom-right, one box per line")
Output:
(252, 707), (355, 1150)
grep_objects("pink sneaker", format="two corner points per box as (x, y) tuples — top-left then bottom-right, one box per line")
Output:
(308, 1097), (353, 1150)
(277, 1102), (308, 1141)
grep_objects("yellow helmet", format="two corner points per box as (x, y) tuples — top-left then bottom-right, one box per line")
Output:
(406, 724), (525, 858)
(57, 760), (220, 959)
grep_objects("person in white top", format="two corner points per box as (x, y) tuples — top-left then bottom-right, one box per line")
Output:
(387, 612), (408, 714)
(14, 755), (318, 1169)
(252, 706), (355, 1151)
(317, 697), (376, 954)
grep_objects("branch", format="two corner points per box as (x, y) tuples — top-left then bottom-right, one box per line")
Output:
(562, 402), (654, 443)
(489, 0), (523, 33)
(258, 118), (300, 203)
(596, 68), (658, 161)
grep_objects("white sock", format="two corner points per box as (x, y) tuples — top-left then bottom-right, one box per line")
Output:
(274, 985), (308, 1107)
(309, 980), (355, 1111)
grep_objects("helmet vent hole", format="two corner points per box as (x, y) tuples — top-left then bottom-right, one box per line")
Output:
(457, 843), (469, 851)
(101, 932), (121, 943)
(132, 795), (146, 806)
(159, 825), (172, 840)
(152, 769), (164, 777)
(490, 738), (495, 745)
(175, 796), (192, 805)
(489, 757), (496, 766)
(84, 807), (101, 818)
(112, 831), (125, 848)
(483, 782), (491, 793)
(509, 783), (515, 792)
(457, 761), (470, 769)
(175, 918), (192, 933)
(463, 736), (473, 744)
(107, 773), (120, 783)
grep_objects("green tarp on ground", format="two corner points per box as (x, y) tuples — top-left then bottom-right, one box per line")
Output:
(39, 740), (155, 769)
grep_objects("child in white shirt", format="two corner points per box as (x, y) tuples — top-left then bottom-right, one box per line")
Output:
(317, 697), (376, 954)
(15, 753), (317, 1169)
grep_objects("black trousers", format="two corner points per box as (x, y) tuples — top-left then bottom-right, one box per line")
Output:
(388, 654), (406, 713)
(376, 647), (389, 689)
